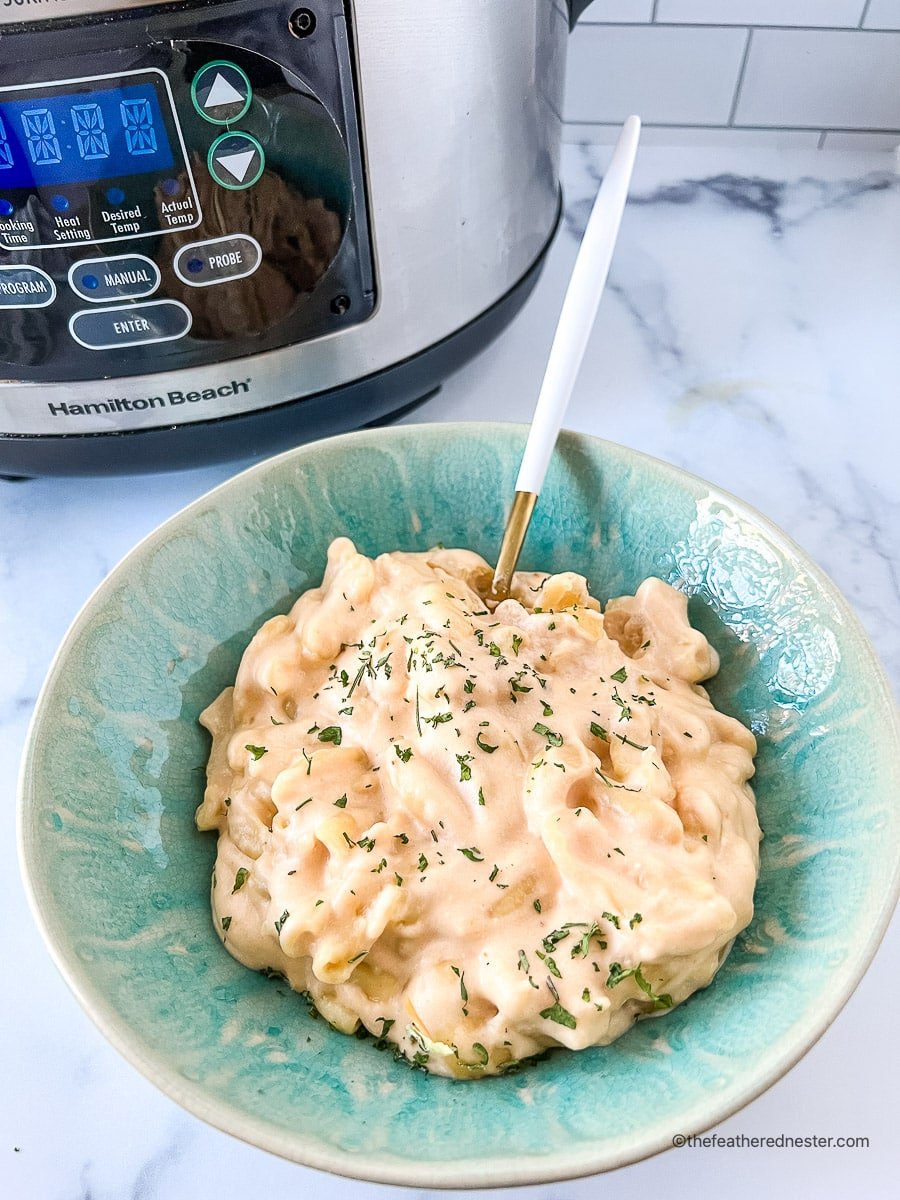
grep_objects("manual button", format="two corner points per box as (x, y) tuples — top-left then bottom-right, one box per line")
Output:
(0, 265), (56, 308)
(69, 300), (192, 350)
(69, 255), (160, 302)
(173, 235), (262, 287)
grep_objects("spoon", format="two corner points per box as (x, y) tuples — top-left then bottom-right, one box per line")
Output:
(490, 115), (641, 602)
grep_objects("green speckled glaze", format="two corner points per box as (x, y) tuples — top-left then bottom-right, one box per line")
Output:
(18, 425), (900, 1188)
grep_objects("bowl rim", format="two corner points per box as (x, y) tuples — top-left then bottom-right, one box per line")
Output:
(17, 421), (900, 1189)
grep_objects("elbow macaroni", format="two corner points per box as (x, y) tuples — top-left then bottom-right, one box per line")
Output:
(197, 538), (760, 1077)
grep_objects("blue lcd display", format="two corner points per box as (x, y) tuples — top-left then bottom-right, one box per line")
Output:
(0, 82), (175, 189)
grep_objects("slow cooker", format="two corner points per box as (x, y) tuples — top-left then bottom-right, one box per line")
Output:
(0, 0), (592, 474)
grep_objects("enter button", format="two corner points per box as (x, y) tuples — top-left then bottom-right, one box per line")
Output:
(69, 300), (192, 350)
(174, 235), (262, 288)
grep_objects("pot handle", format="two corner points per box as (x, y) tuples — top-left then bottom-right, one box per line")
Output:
(568, 0), (595, 28)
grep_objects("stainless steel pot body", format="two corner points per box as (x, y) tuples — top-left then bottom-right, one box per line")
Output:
(0, 0), (568, 438)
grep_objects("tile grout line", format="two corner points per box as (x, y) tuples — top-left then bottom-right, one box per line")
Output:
(859, 0), (872, 29)
(727, 27), (753, 127)
(579, 21), (896, 32)
(650, 0), (659, 22)
(562, 120), (900, 134)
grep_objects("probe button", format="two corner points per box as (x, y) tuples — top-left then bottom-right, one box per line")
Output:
(173, 235), (262, 286)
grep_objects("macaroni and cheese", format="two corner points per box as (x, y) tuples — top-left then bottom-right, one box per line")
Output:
(197, 538), (760, 1077)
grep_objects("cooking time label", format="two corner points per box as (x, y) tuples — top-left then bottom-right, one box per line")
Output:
(0, 68), (201, 250)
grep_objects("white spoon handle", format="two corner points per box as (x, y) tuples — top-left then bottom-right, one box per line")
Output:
(515, 114), (641, 494)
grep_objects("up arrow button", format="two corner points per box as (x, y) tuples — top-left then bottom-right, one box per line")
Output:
(191, 61), (252, 124)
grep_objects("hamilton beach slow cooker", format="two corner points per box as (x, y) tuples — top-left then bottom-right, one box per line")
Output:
(0, 0), (592, 474)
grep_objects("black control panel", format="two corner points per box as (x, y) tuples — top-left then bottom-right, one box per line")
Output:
(0, 2), (374, 380)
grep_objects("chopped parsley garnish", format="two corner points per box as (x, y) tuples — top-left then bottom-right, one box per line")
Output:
(533, 898), (542, 913)
(541, 928), (571, 953)
(317, 725), (342, 745)
(611, 666), (628, 683)
(371, 858), (388, 874)
(425, 711), (453, 727)
(602, 911), (621, 930)
(606, 962), (673, 1010)
(589, 721), (608, 741)
(450, 965), (469, 1014)
(221, 916), (232, 932)
(570, 922), (602, 957)
(274, 910), (289, 934)
(417, 853), (429, 872)
(615, 732), (648, 751)
(611, 689), (633, 721)
(518, 949), (530, 973)
(374, 1017), (395, 1047)
(245, 744), (267, 761)
(476, 731), (498, 753)
(630, 912), (643, 929)
(394, 832), (409, 844)
(532, 722), (563, 748)
(512, 634), (523, 656)
(471, 1042), (489, 1066)
(347, 951), (367, 965)
(477, 787), (486, 807)
(489, 864), (499, 882)
(539, 1001), (577, 1029)
(458, 846), (484, 862)
(542, 703), (554, 717)
(456, 753), (473, 781)
(463, 679), (476, 694)
(582, 988), (591, 1003)
(535, 951), (561, 978)
(232, 867), (249, 894)
(394, 744), (413, 763)
(334, 793), (348, 808)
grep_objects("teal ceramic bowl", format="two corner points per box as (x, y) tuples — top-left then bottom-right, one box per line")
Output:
(18, 424), (900, 1188)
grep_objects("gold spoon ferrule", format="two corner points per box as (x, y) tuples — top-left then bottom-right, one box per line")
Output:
(490, 490), (538, 603)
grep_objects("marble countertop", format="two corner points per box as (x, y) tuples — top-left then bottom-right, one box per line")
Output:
(3, 142), (898, 1199)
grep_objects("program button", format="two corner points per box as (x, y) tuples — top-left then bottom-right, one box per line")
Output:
(0, 265), (56, 308)
(69, 300), (191, 350)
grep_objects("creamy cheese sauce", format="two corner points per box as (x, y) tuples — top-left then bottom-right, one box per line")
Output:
(197, 538), (760, 1078)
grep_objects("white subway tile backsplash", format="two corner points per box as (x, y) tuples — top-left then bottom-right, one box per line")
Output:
(735, 29), (900, 128)
(654, 1), (866, 25)
(863, 0), (900, 28)
(579, 0), (654, 20)
(565, 24), (747, 123)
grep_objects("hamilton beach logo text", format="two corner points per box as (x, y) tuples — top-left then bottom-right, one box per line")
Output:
(47, 378), (251, 417)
